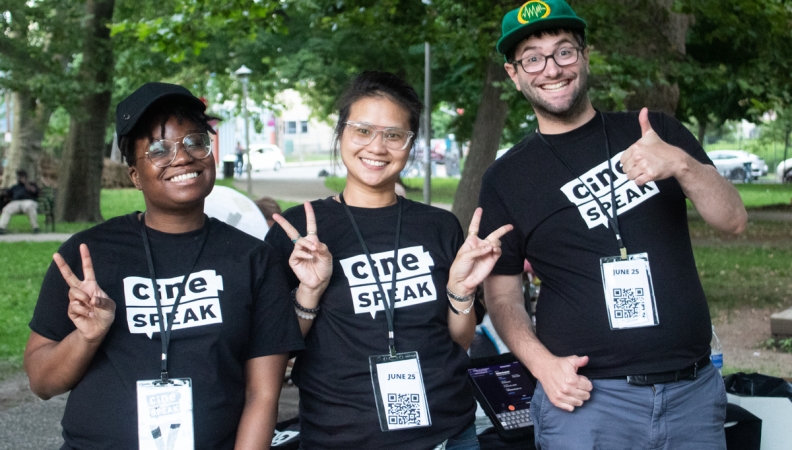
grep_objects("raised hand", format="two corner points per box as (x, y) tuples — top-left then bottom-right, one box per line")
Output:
(53, 244), (116, 343)
(272, 202), (333, 293)
(447, 208), (513, 296)
(620, 107), (693, 186)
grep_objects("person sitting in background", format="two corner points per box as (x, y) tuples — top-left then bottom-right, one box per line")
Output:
(254, 196), (282, 229)
(0, 169), (40, 234)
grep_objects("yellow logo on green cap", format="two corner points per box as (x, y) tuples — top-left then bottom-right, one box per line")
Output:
(518, 0), (551, 24)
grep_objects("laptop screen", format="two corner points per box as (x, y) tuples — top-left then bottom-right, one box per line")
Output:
(468, 359), (536, 428)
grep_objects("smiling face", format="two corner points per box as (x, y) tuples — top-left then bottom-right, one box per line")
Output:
(505, 31), (592, 125)
(128, 115), (215, 214)
(340, 95), (412, 195)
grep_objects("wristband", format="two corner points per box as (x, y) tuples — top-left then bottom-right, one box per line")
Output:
(446, 286), (474, 303)
(447, 298), (474, 315)
(292, 287), (321, 314)
(294, 306), (317, 320)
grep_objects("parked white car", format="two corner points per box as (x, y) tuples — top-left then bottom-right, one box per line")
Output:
(707, 150), (768, 181)
(777, 157), (792, 183)
(224, 144), (285, 171)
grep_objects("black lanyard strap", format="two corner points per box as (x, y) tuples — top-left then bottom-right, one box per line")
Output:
(141, 213), (211, 383)
(536, 113), (627, 259)
(339, 193), (402, 356)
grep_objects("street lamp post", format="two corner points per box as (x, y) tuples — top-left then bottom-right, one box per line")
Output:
(235, 65), (253, 195)
(422, 0), (432, 205)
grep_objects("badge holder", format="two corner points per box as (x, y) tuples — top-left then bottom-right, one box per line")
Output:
(369, 352), (431, 431)
(137, 378), (194, 450)
(600, 252), (659, 330)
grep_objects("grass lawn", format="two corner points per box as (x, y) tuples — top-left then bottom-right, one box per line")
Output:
(0, 242), (61, 368)
(733, 184), (792, 208)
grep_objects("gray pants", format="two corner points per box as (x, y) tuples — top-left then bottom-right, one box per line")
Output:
(0, 199), (39, 230)
(532, 363), (727, 449)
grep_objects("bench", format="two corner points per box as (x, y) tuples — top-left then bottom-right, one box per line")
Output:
(37, 186), (56, 232)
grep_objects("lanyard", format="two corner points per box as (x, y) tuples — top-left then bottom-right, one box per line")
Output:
(536, 112), (627, 259)
(339, 193), (402, 356)
(140, 213), (211, 383)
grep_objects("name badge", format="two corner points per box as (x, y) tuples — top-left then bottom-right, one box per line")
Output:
(599, 252), (659, 329)
(136, 378), (194, 450)
(369, 352), (432, 431)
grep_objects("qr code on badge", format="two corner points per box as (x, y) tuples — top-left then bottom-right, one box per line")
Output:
(612, 288), (646, 319)
(387, 393), (421, 425)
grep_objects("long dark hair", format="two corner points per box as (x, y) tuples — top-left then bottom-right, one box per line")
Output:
(332, 71), (423, 157)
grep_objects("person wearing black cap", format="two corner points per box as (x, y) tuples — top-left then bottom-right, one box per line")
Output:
(24, 82), (304, 449)
(477, 1), (746, 448)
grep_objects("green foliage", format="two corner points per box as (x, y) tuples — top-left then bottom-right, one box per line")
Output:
(761, 337), (792, 353)
(676, 0), (792, 128)
(0, 1), (87, 106)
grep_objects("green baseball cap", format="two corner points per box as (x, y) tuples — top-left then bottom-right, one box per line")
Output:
(497, 0), (587, 59)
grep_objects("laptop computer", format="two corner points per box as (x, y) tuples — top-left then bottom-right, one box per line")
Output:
(468, 353), (536, 441)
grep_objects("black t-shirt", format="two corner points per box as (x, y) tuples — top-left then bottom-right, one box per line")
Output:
(266, 197), (476, 450)
(29, 213), (304, 450)
(478, 111), (713, 378)
(10, 182), (38, 201)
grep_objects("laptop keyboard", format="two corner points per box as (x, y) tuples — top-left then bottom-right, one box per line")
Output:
(496, 409), (532, 429)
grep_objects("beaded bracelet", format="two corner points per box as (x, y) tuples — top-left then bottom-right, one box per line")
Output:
(294, 306), (317, 320)
(292, 287), (321, 315)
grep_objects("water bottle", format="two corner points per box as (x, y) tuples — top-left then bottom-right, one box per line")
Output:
(710, 325), (723, 376)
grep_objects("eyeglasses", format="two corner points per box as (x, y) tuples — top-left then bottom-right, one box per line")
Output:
(513, 46), (583, 74)
(139, 133), (212, 168)
(344, 121), (415, 151)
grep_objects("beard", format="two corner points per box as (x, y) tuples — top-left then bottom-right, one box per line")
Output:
(519, 68), (590, 124)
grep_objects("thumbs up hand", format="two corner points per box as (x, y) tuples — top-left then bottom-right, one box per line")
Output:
(620, 108), (693, 186)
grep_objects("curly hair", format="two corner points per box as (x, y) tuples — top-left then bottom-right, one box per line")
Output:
(120, 99), (220, 166)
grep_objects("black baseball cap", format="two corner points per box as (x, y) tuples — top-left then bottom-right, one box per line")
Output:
(115, 82), (206, 138)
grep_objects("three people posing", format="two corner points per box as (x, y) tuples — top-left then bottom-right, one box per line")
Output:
(23, 2), (744, 447)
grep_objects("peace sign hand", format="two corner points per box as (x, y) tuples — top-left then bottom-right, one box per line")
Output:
(54, 244), (116, 343)
(273, 202), (333, 294)
(448, 208), (513, 296)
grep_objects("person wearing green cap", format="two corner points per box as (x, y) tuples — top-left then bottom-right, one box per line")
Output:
(476, 0), (746, 448)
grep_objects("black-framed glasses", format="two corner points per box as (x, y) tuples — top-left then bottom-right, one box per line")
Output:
(513, 46), (583, 74)
(344, 121), (415, 151)
(140, 133), (212, 168)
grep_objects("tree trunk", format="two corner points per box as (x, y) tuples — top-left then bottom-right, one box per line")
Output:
(56, 0), (115, 223)
(2, 92), (50, 188)
(622, 0), (692, 116)
(451, 59), (510, 229)
(696, 118), (707, 146)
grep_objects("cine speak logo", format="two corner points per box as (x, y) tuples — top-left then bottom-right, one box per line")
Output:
(559, 150), (660, 229)
(518, 1), (551, 24)
(123, 270), (224, 338)
(340, 246), (436, 318)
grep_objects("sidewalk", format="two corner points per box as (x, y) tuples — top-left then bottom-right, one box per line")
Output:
(0, 233), (73, 243)
(232, 178), (338, 203)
